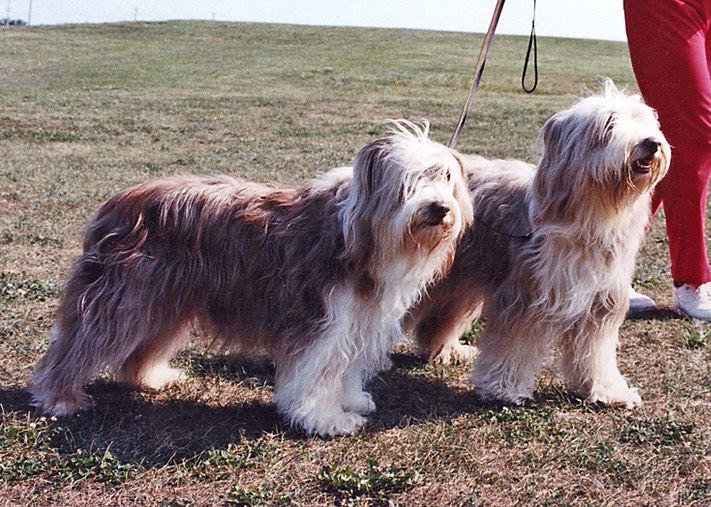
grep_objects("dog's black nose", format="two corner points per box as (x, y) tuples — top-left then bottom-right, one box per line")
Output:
(642, 137), (662, 152)
(427, 201), (450, 225)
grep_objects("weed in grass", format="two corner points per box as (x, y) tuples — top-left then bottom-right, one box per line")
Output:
(158, 500), (192, 507)
(224, 483), (294, 506)
(0, 412), (139, 487)
(0, 272), (60, 304)
(683, 479), (711, 504)
(190, 436), (278, 480)
(225, 485), (268, 506)
(50, 448), (138, 486)
(681, 325), (708, 350)
(318, 459), (419, 504)
(562, 442), (636, 487)
(619, 415), (695, 448)
(0, 126), (81, 143)
(1, 412), (61, 452)
(1, 231), (64, 247)
(478, 405), (564, 443)
(460, 319), (484, 345)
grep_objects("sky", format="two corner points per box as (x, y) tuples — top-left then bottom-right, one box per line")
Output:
(4, 0), (627, 42)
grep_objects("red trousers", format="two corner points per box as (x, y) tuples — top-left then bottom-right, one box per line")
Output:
(625, 0), (711, 286)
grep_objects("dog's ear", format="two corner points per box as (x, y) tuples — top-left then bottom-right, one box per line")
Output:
(352, 137), (391, 197)
(540, 113), (566, 157)
(340, 137), (393, 295)
(535, 113), (579, 220)
(449, 151), (475, 227)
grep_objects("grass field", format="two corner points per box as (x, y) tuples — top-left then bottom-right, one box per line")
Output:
(0, 21), (709, 506)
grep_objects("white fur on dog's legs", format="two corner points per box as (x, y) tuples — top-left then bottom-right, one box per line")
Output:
(473, 327), (549, 405)
(273, 339), (369, 438)
(274, 368), (367, 437)
(134, 363), (186, 389)
(560, 327), (642, 409)
(433, 341), (478, 366)
(341, 364), (376, 415)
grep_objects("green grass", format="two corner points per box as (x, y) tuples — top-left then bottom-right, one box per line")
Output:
(0, 20), (709, 506)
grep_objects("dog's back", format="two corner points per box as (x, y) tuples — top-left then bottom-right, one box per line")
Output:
(460, 155), (535, 286)
(80, 175), (353, 349)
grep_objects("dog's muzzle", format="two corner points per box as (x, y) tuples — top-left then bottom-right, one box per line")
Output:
(632, 137), (663, 175)
(425, 201), (451, 226)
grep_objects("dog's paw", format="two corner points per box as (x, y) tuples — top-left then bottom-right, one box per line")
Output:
(313, 411), (368, 438)
(141, 365), (186, 390)
(32, 390), (93, 417)
(342, 391), (376, 415)
(431, 342), (478, 365)
(474, 370), (535, 406)
(588, 386), (642, 409)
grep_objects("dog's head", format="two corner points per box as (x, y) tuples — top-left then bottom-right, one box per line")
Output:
(341, 121), (473, 293)
(534, 80), (670, 223)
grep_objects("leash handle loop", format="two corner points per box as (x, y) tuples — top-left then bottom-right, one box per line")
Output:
(521, 0), (538, 93)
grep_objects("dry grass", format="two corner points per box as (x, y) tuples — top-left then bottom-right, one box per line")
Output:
(0, 21), (709, 506)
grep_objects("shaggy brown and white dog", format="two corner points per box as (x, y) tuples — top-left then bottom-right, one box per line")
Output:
(407, 83), (670, 408)
(30, 121), (473, 437)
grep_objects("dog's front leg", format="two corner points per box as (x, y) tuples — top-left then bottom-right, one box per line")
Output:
(472, 320), (550, 405)
(340, 360), (376, 415)
(272, 339), (369, 438)
(559, 321), (642, 409)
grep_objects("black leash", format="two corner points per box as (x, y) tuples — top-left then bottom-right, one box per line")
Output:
(473, 214), (535, 240)
(521, 0), (538, 93)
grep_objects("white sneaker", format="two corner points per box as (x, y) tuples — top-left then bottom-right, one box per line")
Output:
(628, 287), (657, 314)
(672, 282), (711, 321)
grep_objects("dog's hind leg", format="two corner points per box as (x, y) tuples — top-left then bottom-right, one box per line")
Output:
(30, 253), (190, 414)
(407, 294), (480, 365)
(30, 325), (101, 416)
(559, 319), (641, 409)
(115, 322), (190, 389)
(30, 261), (130, 415)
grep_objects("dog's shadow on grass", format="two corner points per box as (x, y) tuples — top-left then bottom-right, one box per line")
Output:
(625, 308), (686, 321)
(0, 350), (577, 469)
(366, 353), (478, 430)
(1, 353), (472, 462)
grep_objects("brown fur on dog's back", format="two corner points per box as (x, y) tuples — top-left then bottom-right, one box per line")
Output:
(31, 175), (354, 415)
(72, 176), (350, 356)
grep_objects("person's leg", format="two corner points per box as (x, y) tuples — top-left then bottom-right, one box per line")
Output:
(625, 0), (711, 292)
(654, 149), (711, 286)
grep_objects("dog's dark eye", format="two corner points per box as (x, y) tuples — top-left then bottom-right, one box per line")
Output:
(445, 169), (451, 182)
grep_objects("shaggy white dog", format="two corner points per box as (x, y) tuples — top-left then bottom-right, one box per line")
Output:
(408, 83), (670, 408)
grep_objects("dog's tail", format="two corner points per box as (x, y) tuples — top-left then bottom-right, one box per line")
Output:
(29, 178), (213, 414)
